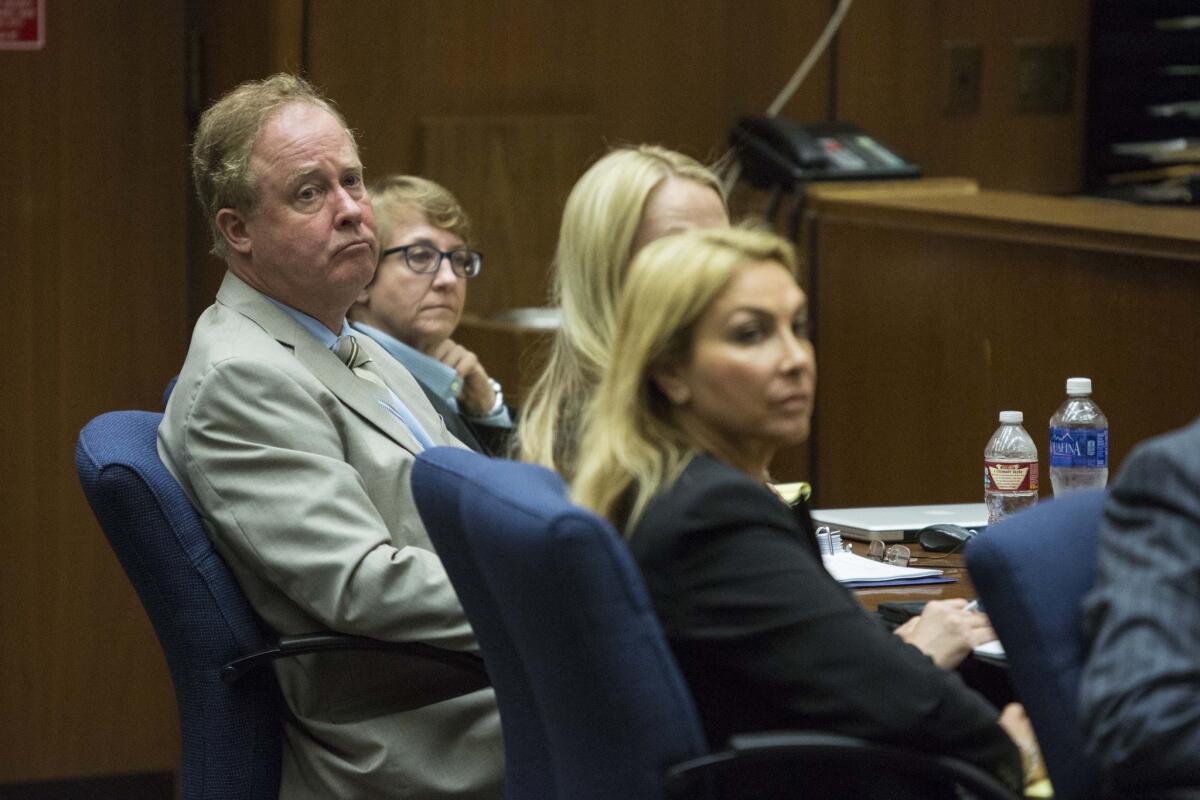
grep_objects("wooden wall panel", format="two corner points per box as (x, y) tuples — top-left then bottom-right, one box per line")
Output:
(807, 195), (1200, 509)
(309, 1), (608, 318)
(725, 3), (834, 123)
(307, 0), (1091, 325)
(310, 1), (597, 177)
(420, 115), (602, 313)
(590, 0), (731, 158)
(837, 0), (1090, 193)
(0, 1), (189, 785)
(189, 0), (308, 320)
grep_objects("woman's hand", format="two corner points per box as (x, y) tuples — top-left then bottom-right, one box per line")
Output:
(893, 598), (996, 669)
(427, 338), (497, 416)
(999, 703), (1047, 785)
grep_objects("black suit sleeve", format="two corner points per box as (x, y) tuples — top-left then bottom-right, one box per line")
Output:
(461, 409), (514, 458)
(631, 461), (1022, 789)
(415, 380), (512, 457)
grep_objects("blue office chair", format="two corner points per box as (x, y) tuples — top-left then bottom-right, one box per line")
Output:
(413, 446), (1021, 800)
(76, 411), (488, 800)
(966, 490), (1107, 800)
(409, 448), (560, 800)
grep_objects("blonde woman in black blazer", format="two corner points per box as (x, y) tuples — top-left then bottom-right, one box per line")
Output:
(572, 227), (1038, 795)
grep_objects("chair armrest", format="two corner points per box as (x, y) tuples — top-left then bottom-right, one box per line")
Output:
(663, 730), (1020, 800)
(222, 633), (490, 710)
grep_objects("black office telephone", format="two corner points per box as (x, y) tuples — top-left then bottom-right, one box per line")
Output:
(731, 117), (920, 189)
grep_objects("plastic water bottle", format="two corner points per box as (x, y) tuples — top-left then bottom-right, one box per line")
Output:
(1049, 377), (1108, 495)
(984, 410), (1039, 525)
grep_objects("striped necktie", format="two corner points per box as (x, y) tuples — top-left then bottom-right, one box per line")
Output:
(333, 335), (434, 449)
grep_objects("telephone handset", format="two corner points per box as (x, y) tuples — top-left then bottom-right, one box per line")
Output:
(731, 117), (920, 189)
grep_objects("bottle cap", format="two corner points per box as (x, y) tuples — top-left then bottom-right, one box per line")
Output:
(999, 410), (1023, 424)
(1066, 377), (1092, 396)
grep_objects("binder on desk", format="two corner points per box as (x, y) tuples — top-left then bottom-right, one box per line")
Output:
(819, 550), (951, 589)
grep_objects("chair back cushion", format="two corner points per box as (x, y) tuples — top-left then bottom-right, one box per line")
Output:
(965, 490), (1105, 800)
(76, 410), (280, 800)
(410, 449), (557, 799)
(414, 447), (709, 800)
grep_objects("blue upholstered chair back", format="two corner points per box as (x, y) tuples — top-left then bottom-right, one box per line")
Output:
(413, 447), (709, 800)
(76, 410), (281, 800)
(410, 448), (557, 800)
(965, 490), (1106, 800)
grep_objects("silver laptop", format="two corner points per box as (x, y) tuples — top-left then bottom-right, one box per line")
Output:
(810, 503), (987, 543)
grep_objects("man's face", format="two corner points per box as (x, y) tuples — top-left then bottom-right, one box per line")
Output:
(230, 102), (377, 328)
(358, 205), (467, 352)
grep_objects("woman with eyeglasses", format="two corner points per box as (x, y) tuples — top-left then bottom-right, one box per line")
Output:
(571, 227), (1042, 796)
(350, 175), (510, 455)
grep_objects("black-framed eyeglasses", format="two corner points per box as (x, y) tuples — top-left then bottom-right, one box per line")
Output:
(381, 243), (482, 278)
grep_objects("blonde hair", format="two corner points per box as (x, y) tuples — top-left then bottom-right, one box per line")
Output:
(571, 226), (798, 530)
(368, 174), (472, 253)
(191, 73), (354, 258)
(516, 144), (726, 476)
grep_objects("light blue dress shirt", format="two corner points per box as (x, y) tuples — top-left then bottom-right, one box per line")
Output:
(351, 321), (512, 428)
(266, 298), (434, 448)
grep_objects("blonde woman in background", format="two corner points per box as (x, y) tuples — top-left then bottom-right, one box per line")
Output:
(515, 144), (728, 476)
(572, 227), (1042, 798)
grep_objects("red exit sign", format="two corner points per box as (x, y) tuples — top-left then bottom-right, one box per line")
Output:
(0, 0), (44, 50)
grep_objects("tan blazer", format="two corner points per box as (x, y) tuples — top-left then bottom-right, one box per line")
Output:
(158, 272), (503, 799)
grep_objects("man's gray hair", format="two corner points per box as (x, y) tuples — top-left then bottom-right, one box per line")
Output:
(191, 73), (356, 258)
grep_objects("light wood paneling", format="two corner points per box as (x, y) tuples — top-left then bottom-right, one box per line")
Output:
(0, 1), (188, 784)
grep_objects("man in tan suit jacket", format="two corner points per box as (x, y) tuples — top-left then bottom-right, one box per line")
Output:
(158, 74), (503, 799)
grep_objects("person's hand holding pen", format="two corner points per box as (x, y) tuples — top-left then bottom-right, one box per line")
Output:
(894, 598), (996, 669)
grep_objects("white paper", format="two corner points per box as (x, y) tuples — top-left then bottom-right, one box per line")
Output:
(820, 551), (942, 584)
(973, 639), (1006, 659)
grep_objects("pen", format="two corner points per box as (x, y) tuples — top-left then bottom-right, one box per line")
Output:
(964, 600), (980, 613)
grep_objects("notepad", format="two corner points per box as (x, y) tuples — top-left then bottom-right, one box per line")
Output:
(973, 639), (1006, 661)
(773, 481), (810, 504)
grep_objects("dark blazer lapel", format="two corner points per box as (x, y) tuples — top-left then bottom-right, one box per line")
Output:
(216, 272), (427, 454)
